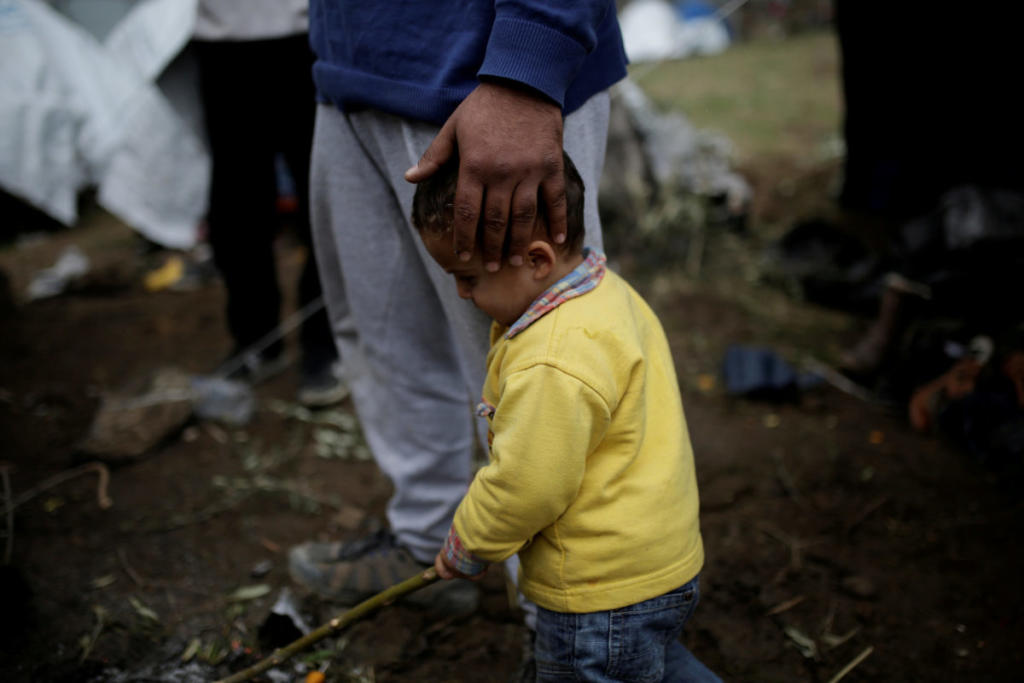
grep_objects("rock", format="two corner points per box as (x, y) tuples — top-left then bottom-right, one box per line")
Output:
(78, 367), (193, 461)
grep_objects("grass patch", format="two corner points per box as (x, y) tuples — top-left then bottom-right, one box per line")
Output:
(630, 30), (842, 165)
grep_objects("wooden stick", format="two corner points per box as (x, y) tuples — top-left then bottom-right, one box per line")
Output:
(214, 568), (440, 683)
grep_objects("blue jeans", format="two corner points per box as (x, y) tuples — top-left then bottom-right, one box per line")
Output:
(534, 578), (721, 683)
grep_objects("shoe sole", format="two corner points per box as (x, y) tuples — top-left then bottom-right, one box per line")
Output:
(297, 382), (350, 408)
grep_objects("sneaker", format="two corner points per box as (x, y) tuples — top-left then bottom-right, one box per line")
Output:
(288, 529), (479, 615)
(297, 360), (348, 407)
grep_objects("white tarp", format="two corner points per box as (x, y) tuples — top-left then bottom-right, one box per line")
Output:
(619, 0), (730, 63)
(0, 0), (207, 249)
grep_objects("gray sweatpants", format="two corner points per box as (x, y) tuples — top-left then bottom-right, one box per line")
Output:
(309, 93), (610, 565)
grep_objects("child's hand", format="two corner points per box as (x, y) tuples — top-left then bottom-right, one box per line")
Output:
(433, 551), (487, 581)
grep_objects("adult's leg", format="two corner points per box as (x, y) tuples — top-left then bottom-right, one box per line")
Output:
(195, 40), (281, 357)
(271, 36), (338, 373)
(309, 105), (484, 561)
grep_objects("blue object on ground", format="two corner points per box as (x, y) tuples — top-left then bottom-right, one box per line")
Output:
(722, 344), (822, 400)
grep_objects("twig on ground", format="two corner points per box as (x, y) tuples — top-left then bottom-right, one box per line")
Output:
(801, 356), (875, 403)
(765, 595), (806, 616)
(214, 568), (439, 683)
(117, 548), (212, 596)
(79, 605), (109, 663)
(118, 547), (146, 586)
(771, 449), (807, 507)
(825, 645), (873, 683)
(759, 523), (824, 582)
(845, 496), (889, 535)
(145, 491), (254, 533)
(6, 462), (112, 513)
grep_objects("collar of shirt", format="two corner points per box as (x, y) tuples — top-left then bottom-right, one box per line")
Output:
(505, 248), (607, 340)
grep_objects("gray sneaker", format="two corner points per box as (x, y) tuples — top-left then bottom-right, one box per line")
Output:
(288, 530), (479, 615)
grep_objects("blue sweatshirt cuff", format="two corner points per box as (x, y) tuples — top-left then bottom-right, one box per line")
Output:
(478, 16), (590, 108)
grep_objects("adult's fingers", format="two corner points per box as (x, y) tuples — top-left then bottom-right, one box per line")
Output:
(452, 160), (485, 262)
(540, 164), (568, 245)
(479, 176), (516, 271)
(506, 181), (540, 266)
(404, 120), (456, 184)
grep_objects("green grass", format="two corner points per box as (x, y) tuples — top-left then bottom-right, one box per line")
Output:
(630, 31), (842, 165)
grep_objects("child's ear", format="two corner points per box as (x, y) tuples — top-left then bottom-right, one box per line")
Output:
(526, 240), (556, 280)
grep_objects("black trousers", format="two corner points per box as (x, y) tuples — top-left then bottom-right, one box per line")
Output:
(194, 34), (335, 370)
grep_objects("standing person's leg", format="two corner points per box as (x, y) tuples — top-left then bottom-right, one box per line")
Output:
(271, 35), (343, 405)
(293, 104), (485, 610)
(196, 40), (284, 368)
(293, 91), (611, 609)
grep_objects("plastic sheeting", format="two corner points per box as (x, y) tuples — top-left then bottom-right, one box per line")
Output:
(619, 0), (730, 63)
(0, 0), (207, 249)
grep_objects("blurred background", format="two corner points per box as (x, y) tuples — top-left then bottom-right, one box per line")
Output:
(2, 1), (1022, 681)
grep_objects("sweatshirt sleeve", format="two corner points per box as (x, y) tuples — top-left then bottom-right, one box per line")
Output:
(478, 1), (614, 107)
(453, 363), (611, 563)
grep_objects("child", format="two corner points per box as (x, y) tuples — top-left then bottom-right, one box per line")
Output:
(411, 152), (718, 682)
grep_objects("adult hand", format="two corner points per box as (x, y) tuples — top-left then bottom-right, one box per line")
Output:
(405, 81), (566, 271)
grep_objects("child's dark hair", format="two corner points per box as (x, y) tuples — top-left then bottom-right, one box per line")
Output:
(411, 150), (586, 254)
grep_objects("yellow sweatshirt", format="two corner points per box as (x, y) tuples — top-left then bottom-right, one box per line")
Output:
(452, 258), (704, 613)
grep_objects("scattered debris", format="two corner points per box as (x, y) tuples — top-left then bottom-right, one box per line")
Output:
(26, 245), (90, 301)
(250, 559), (274, 579)
(839, 575), (877, 600)
(91, 574), (117, 590)
(227, 584), (272, 603)
(765, 595), (806, 616)
(783, 625), (817, 658)
(825, 645), (874, 683)
(258, 588), (311, 650)
(822, 627), (861, 652)
(181, 638), (202, 663)
(129, 595), (160, 622)
(191, 376), (256, 426)
(216, 570), (438, 683)
(4, 461), (112, 513)
(845, 496), (889, 536)
(79, 605), (109, 662)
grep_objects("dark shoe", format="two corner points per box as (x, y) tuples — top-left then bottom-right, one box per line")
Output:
(297, 360), (348, 407)
(288, 530), (479, 615)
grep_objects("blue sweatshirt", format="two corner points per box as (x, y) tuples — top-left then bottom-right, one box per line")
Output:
(308, 0), (628, 125)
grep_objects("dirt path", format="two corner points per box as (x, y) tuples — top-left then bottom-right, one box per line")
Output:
(1, 197), (1022, 682)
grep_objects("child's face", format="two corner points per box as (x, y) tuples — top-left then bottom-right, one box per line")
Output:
(421, 230), (542, 326)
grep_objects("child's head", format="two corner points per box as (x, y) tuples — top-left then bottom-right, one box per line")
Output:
(412, 151), (587, 325)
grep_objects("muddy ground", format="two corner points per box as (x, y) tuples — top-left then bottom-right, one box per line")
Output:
(1, 154), (1022, 683)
